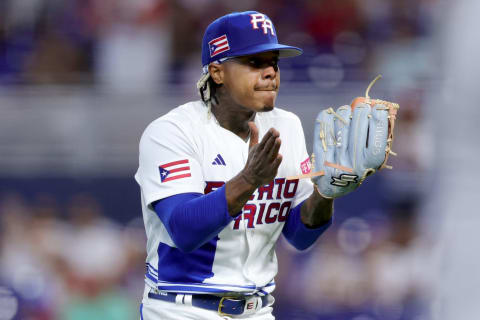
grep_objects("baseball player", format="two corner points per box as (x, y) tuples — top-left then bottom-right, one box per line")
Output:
(135, 10), (398, 320)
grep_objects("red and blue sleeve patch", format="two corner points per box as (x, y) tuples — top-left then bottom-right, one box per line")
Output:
(159, 159), (191, 183)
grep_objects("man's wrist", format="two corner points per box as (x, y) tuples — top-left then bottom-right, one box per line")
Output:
(301, 189), (334, 228)
(239, 170), (260, 190)
(225, 172), (258, 216)
(301, 212), (332, 229)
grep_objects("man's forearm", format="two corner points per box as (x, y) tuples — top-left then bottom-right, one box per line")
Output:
(301, 188), (334, 228)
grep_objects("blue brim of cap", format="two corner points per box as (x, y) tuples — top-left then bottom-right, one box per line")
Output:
(230, 43), (303, 59)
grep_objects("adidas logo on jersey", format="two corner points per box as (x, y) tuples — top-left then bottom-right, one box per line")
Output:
(212, 154), (226, 166)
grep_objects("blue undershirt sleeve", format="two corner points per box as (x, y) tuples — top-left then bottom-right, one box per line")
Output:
(153, 185), (233, 253)
(282, 201), (332, 250)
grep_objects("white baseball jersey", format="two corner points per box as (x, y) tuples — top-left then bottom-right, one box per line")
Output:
(135, 100), (314, 296)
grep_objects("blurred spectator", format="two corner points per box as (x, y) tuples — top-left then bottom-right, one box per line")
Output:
(56, 194), (136, 319)
(93, 0), (170, 93)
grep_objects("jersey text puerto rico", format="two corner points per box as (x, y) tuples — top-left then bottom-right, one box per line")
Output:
(204, 178), (299, 229)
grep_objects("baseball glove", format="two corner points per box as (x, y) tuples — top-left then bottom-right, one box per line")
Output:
(292, 75), (399, 199)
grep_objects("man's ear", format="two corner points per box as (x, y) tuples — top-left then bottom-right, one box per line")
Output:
(208, 63), (224, 85)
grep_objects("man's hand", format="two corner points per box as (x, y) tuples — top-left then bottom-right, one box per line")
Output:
(241, 122), (283, 188)
(225, 122), (282, 216)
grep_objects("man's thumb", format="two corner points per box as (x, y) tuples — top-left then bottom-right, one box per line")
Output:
(248, 121), (258, 149)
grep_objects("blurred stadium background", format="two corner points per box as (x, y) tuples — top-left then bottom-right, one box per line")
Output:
(0, 0), (451, 319)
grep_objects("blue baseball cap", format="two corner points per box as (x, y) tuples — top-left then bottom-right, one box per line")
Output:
(201, 11), (302, 69)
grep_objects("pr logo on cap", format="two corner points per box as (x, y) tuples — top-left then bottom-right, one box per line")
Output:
(250, 13), (275, 36)
(209, 34), (230, 58)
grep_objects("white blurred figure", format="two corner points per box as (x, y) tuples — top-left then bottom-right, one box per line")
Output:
(94, 0), (170, 94)
(57, 194), (136, 319)
(426, 1), (480, 319)
(61, 195), (128, 288)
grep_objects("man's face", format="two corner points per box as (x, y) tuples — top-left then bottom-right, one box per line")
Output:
(218, 51), (280, 112)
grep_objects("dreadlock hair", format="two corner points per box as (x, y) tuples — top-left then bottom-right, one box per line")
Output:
(196, 72), (222, 117)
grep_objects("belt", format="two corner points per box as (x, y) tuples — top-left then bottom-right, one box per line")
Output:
(148, 291), (270, 316)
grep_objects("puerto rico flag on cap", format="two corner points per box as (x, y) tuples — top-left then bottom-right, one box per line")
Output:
(209, 35), (230, 58)
(159, 159), (191, 183)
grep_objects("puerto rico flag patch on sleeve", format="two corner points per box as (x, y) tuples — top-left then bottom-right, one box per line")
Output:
(159, 159), (191, 183)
